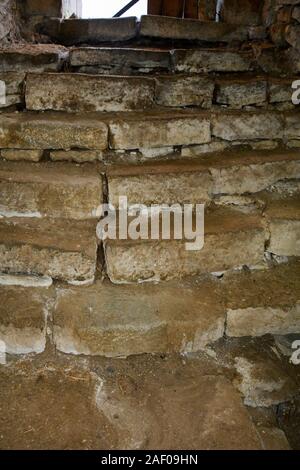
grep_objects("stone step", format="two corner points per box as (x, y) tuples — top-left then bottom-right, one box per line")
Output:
(24, 73), (298, 112)
(139, 15), (249, 43)
(107, 150), (300, 206)
(40, 16), (252, 46)
(0, 161), (102, 219)
(25, 73), (156, 112)
(40, 17), (138, 46)
(263, 194), (300, 258)
(52, 276), (224, 357)
(0, 218), (98, 284)
(69, 46), (255, 75)
(1, 262), (299, 356)
(106, 110), (297, 150)
(0, 44), (69, 73)
(0, 44), (292, 77)
(104, 206), (266, 283)
(70, 47), (171, 74)
(0, 112), (108, 150)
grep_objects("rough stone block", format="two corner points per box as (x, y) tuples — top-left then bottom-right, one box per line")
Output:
(0, 45), (68, 73)
(173, 49), (253, 73)
(269, 78), (295, 104)
(41, 17), (138, 45)
(0, 149), (43, 162)
(265, 198), (300, 257)
(285, 114), (300, 140)
(53, 282), (168, 357)
(215, 79), (267, 108)
(105, 208), (265, 283)
(108, 151), (300, 206)
(70, 47), (171, 74)
(225, 262), (300, 337)
(212, 111), (284, 141)
(53, 278), (225, 356)
(140, 15), (248, 42)
(0, 218), (98, 284)
(109, 112), (211, 150)
(26, 73), (155, 112)
(210, 151), (300, 195)
(155, 75), (214, 108)
(0, 285), (52, 354)
(108, 165), (213, 206)
(0, 161), (102, 219)
(0, 112), (108, 150)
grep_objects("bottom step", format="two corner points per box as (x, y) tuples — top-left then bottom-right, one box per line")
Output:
(0, 262), (299, 357)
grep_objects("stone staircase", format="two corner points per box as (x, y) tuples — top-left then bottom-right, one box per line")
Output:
(0, 15), (299, 361)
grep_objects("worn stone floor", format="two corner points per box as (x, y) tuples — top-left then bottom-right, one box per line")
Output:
(0, 337), (299, 450)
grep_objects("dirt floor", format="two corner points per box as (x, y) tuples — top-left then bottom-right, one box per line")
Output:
(0, 337), (299, 450)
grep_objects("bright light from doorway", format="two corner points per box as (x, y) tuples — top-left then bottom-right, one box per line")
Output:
(82, 0), (148, 19)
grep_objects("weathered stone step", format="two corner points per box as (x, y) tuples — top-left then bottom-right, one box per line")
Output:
(0, 44), (68, 72)
(40, 17), (138, 46)
(0, 112), (108, 150)
(0, 284), (51, 354)
(0, 218), (98, 284)
(70, 47), (171, 74)
(70, 46), (255, 74)
(40, 16), (252, 46)
(106, 110), (295, 150)
(0, 161), (102, 219)
(24, 73), (298, 112)
(107, 150), (300, 206)
(0, 44), (292, 77)
(140, 15), (249, 43)
(69, 45), (295, 76)
(25, 73), (156, 112)
(104, 206), (266, 283)
(1, 262), (299, 356)
(0, 110), (298, 154)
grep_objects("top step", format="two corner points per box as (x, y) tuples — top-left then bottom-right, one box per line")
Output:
(39, 15), (257, 46)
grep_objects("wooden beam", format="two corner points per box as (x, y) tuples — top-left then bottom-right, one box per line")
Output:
(184, 0), (199, 19)
(148, 0), (163, 15)
(162, 0), (185, 18)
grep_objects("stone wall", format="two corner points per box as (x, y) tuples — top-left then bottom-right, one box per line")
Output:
(0, 8), (299, 358)
(0, 0), (19, 44)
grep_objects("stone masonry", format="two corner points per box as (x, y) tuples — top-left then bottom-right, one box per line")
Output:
(0, 4), (299, 361)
